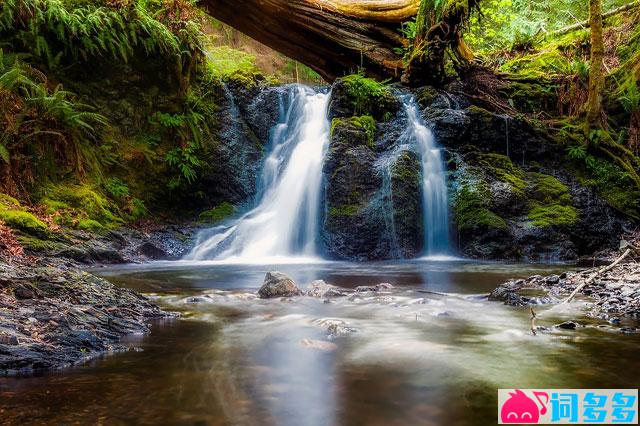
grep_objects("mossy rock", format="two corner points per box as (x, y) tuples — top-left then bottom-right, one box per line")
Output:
(414, 86), (440, 109)
(527, 172), (571, 205)
(528, 204), (579, 227)
(42, 184), (123, 228)
(17, 236), (64, 252)
(328, 204), (361, 217)
(330, 115), (376, 149)
(199, 202), (235, 224)
(77, 219), (106, 233)
(0, 208), (49, 238)
(476, 153), (527, 193)
(332, 74), (399, 120)
(453, 182), (508, 232)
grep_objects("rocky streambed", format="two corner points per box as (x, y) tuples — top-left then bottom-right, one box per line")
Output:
(490, 258), (640, 328)
(0, 260), (173, 375)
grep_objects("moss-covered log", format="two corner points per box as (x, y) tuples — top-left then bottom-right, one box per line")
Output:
(200, 0), (478, 84)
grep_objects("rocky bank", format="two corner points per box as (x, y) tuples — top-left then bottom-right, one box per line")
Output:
(490, 257), (640, 325)
(0, 259), (173, 375)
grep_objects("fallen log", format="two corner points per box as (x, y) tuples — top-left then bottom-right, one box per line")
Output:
(550, 1), (640, 37)
(200, 0), (478, 85)
(563, 247), (633, 304)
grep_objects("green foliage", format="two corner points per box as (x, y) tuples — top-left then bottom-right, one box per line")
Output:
(0, 0), (203, 67)
(617, 79), (640, 113)
(127, 198), (148, 220)
(206, 46), (259, 78)
(198, 202), (235, 223)
(467, 0), (630, 52)
(103, 177), (129, 199)
(0, 49), (108, 174)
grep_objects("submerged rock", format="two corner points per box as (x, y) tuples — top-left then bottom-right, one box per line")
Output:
(258, 272), (303, 299)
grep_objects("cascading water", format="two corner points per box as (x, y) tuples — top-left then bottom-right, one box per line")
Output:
(186, 86), (331, 261)
(403, 96), (450, 255)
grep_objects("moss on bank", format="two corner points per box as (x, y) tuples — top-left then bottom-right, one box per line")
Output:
(199, 202), (235, 224)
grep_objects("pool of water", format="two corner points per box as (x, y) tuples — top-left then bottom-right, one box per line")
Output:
(1, 259), (638, 425)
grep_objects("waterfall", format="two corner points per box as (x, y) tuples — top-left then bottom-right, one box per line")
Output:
(186, 85), (331, 262)
(403, 96), (450, 255)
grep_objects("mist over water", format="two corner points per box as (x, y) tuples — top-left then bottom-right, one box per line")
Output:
(187, 86), (331, 262)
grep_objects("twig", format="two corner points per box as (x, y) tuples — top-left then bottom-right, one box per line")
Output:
(530, 307), (537, 336)
(563, 248), (632, 303)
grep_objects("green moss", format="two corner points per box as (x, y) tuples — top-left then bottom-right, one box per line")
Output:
(77, 219), (105, 232)
(500, 49), (572, 79)
(527, 172), (571, 205)
(341, 72), (393, 118)
(17, 236), (62, 252)
(43, 184), (122, 227)
(391, 153), (421, 185)
(528, 204), (579, 227)
(0, 193), (20, 207)
(199, 202), (235, 223)
(331, 115), (377, 149)
(453, 183), (508, 232)
(329, 204), (361, 217)
(0, 208), (48, 237)
(223, 69), (264, 89)
(476, 153), (527, 193)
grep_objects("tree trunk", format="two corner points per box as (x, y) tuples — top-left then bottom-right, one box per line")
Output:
(199, 0), (476, 84)
(586, 0), (605, 126)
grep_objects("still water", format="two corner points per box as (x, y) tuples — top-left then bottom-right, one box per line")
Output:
(1, 260), (639, 425)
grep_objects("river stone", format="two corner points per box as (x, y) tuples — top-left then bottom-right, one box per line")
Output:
(306, 280), (346, 298)
(258, 271), (302, 299)
(556, 321), (578, 330)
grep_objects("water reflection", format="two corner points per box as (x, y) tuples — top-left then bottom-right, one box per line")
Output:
(1, 260), (639, 426)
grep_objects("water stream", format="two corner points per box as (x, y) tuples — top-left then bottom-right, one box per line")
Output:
(402, 96), (450, 256)
(187, 86), (331, 262)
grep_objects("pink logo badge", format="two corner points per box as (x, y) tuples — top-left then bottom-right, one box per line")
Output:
(501, 389), (549, 423)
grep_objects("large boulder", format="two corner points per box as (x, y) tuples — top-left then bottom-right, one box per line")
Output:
(448, 148), (631, 260)
(258, 272), (303, 298)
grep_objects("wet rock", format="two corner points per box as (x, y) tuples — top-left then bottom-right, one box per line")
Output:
(137, 242), (168, 260)
(258, 272), (302, 299)
(556, 321), (579, 330)
(355, 283), (394, 293)
(546, 275), (560, 284)
(306, 280), (346, 298)
(14, 285), (36, 299)
(299, 338), (337, 351)
(0, 261), (171, 375)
